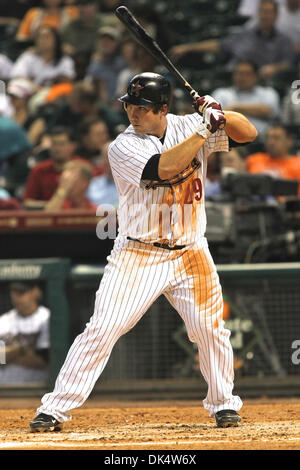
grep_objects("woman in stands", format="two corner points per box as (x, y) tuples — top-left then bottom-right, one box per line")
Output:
(10, 25), (75, 87)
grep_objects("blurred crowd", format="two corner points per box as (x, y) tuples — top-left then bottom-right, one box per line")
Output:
(0, 0), (299, 212)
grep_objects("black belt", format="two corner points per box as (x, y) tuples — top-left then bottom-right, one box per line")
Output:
(127, 237), (186, 251)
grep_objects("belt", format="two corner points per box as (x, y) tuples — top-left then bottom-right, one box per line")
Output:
(127, 237), (186, 251)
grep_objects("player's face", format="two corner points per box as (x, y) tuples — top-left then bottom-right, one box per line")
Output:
(125, 103), (167, 137)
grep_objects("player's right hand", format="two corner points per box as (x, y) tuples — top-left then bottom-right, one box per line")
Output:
(203, 107), (226, 133)
(193, 95), (222, 115)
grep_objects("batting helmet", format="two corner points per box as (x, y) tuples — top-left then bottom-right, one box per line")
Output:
(118, 72), (171, 107)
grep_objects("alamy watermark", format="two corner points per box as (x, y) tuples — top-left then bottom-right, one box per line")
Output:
(291, 80), (300, 105)
(95, 202), (199, 240)
(291, 340), (300, 365)
(0, 340), (6, 365)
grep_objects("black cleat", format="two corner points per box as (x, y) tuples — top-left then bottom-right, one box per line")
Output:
(30, 413), (63, 432)
(215, 409), (241, 428)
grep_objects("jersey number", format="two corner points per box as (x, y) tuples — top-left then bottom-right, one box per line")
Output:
(184, 178), (202, 204)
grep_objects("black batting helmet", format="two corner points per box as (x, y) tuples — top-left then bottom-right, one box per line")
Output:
(118, 72), (171, 107)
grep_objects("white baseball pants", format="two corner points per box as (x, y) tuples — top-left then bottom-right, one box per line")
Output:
(37, 235), (242, 422)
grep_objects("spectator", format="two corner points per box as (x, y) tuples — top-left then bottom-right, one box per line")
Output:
(0, 188), (23, 210)
(282, 62), (300, 125)
(61, 0), (116, 57)
(242, 0), (300, 52)
(115, 39), (159, 107)
(0, 116), (32, 197)
(16, 0), (78, 41)
(86, 142), (119, 207)
(205, 150), (246, 199)
(212, 61), (280, 135)
(86, 26), (127, 105)
(0, 53), (13, 80)
(276, 0), (300, 51)
(130, 4), (171, 54)
(32, 81), (99, 140)
(170, 0), (294, 81)
(0, 281), (50, 384)
(45, 159), (96, 211)
(10, 25), (76, 87)
(23, 126), (86, 209)
(238, 0), (285, 18)
(246, 124), (300, 194)
(4, 78), (47, 146)
(0, 56), (14, 117)
(77, 116), (110, 167)
(32, 81), (123, 142)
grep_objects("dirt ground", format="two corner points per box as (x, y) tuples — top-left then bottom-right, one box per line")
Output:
(0, 397), (299, 450)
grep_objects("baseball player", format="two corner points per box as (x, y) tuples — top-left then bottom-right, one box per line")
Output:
(30, 72), (257, 431)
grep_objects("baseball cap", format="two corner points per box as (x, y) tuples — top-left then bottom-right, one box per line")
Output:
(7, 78), (36, 99)
(9, 281), (40, 293)
(97, 26), (121, 41)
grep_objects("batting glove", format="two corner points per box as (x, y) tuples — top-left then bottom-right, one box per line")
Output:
(193, 95), (223, 115)
(195, 107), (226, 138)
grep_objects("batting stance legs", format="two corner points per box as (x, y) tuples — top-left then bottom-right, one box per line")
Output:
(36, 236), (242, 423)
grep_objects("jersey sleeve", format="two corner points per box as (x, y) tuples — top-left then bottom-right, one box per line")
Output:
(108, 134), (160, 188)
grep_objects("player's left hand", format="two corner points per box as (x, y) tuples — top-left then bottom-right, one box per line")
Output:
(193, 95), (223, 115)
(203, 107), (226, 133)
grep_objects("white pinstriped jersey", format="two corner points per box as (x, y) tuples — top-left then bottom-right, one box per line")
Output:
(108, 112), (229, 246)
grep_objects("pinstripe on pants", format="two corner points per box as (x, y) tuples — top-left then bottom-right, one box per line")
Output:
(37, 235), (242, 422)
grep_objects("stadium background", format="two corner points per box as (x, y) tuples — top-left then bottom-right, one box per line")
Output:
(0, 0), (299, 451)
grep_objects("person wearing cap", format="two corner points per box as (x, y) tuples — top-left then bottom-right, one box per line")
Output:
(6, 78), (42, 142)
(0, 282), (50, 384)
(61, 0), (117, 58)
(86, 25), (127, 105)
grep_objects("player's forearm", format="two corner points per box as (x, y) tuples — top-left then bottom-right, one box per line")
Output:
(224, 111), (258, 143)
(158, 134), (206, 180)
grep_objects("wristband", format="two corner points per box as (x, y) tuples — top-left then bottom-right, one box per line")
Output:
(195, 123), (212, 140)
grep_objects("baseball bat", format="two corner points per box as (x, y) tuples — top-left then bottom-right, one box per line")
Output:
(115, 5), (200, 101)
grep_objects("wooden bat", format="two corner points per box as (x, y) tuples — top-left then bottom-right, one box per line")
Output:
(115, 5), (201, 101)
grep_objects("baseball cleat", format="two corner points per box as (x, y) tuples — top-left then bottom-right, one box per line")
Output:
(30, 413), (63, 432)
(214, 410), (241, 428)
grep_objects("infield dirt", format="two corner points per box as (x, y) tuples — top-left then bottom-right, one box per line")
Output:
(0, 397), (299, 450)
